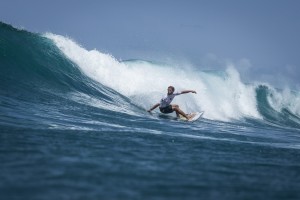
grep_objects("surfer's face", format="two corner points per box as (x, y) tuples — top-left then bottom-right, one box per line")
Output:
(167, 87), (174, 95)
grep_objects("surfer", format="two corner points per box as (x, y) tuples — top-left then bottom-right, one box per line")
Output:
(147, 86), (196, 120)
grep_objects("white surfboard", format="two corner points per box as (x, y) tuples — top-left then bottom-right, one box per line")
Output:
(179, 111), (204, 122)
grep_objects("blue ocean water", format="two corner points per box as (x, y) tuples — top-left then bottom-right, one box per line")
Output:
(1, 22), (300, 200)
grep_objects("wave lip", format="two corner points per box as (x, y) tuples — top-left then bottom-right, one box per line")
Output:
(256, 85), (300, 129)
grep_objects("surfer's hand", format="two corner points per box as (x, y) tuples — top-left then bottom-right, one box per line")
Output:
(147, 110), (151, 113)
(192, 90), (197, 94)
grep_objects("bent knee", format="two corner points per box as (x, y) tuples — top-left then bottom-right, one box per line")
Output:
(173, 106), (180, 111)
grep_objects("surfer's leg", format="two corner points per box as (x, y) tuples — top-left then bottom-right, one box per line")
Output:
(173, 105), (180, 117)
(172, 105), (190, 119)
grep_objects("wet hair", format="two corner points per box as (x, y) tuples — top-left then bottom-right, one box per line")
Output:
(168, 86), (175, 92)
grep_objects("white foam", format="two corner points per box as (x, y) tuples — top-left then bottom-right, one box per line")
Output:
(267, 86), (300, 116)
(46, 33), (262, 122)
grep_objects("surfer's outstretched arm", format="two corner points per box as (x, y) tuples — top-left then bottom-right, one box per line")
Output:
(180, 90), (196, 94)
(147, 103), (160, 112)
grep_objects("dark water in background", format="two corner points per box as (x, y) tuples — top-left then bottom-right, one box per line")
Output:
(1, 22), (300, 200)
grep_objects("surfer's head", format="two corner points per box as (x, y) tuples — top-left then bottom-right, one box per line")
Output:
(168, 86), (175, 94)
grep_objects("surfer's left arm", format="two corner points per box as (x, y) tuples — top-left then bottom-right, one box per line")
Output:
(180, 90), (196, 94)
(147, 103), (160, 112)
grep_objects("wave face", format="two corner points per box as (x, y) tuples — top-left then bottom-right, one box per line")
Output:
(0, 22), (142, 130)
(1, 22), (300, 200)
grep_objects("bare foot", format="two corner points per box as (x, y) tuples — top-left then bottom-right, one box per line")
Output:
(188, 113), (195, 120)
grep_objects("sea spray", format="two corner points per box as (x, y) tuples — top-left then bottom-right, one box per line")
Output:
(46, 33), (262, 121)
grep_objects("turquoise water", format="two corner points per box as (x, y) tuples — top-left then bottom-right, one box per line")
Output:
(1, 22), (300, 200)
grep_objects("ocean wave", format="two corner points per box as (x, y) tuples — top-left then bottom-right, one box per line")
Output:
(1, 22), (300, 129)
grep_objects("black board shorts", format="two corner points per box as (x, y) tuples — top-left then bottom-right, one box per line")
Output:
(159, 105), (173, 114)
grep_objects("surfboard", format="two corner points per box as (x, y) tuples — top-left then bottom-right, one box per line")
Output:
(179, 111), (204, 122)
